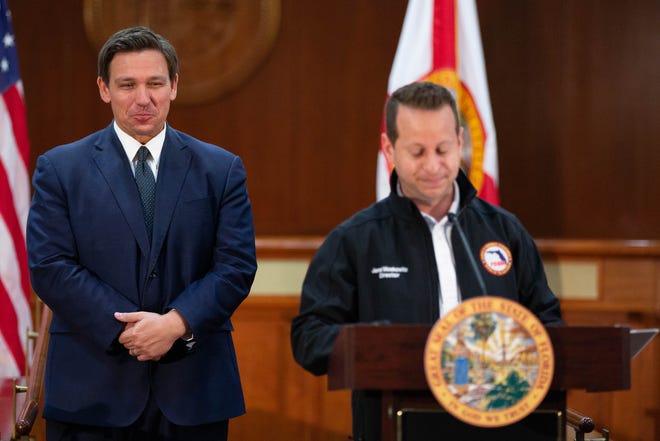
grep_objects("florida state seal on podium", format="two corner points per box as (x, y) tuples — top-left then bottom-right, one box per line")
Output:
(328, 301), (642, 441)
(425, 297), (555, 432)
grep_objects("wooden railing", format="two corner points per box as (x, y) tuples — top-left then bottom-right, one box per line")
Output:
(10, 303), (50, 440)
(257, 235), (660, 259)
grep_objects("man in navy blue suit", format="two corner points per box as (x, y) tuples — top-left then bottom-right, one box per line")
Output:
(26, 26), (257, 440)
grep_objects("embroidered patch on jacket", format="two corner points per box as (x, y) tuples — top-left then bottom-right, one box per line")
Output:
(371, 266), (409, 279)
(479, 242), (512, 276)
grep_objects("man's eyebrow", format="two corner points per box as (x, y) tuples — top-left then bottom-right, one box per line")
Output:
(113, 75), (169, 82)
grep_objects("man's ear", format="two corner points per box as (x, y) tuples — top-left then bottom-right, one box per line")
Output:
(97, 77), (111, 103)
(381, 132), (395, 165)
(169, 73), (178, 101)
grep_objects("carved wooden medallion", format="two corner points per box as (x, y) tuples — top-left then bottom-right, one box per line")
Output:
(84, 0), (280, 104)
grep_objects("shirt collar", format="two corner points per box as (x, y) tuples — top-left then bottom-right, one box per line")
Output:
(113, 121), (167, 167)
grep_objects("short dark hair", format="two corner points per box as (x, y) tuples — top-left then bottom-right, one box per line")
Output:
(385, 82), (460, 144)
(97, 26), (178, 85)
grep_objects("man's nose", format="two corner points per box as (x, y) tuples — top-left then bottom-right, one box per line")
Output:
(422, 155), (441, 173)
(135, 86), (151, 105)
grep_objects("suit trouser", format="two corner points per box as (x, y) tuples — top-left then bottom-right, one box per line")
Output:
(45, 391), (229, 441)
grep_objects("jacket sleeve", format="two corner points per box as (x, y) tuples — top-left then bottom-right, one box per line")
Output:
(512, 218), (564, 326)
(27, 154), (137, 351)
(168, 156), (257, 334)
(290, 229), (358, 375)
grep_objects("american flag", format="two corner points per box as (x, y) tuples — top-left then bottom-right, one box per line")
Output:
(0, 0), (31, 377)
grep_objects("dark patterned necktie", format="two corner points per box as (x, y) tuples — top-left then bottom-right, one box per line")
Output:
(135, 146), (156, 239)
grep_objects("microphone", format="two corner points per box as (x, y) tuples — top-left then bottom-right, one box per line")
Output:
(447, 212), (488, 296)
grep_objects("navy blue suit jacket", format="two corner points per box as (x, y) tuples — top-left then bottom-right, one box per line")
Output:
(27, 124), (257, 426)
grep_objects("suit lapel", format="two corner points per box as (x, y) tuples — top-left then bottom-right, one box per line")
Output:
(149, 128), (191, 267)
(91, 126), (151, 256)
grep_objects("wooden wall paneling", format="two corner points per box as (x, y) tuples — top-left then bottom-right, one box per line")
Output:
(167, 0), (409, 236)
(477, 0), (568, 237)
(231, 296), (351, 441)
(8, 0), (660, 438)
(600, 258), (656, 307)
(552, 240), (660, 441)
(12, 0), (105, 174)
(7, 235), (659, 439)
(11, 0), (408, 238)
(477, 0), (660, 239)
(10, 0), (660, 239)
(558, 0), (660, 240)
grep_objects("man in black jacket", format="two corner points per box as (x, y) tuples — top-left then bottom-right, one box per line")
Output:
(290, 82), (563, 440)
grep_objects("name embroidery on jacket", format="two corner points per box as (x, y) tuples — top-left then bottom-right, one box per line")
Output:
(371, 266), (409, 279)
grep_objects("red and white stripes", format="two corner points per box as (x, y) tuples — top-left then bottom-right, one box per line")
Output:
(0, 79), (32, 377)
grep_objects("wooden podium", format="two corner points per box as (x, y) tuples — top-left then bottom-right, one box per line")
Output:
(328, 325), (632, 441)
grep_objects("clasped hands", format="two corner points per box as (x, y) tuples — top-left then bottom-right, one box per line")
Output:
(114, 309), (189, 362)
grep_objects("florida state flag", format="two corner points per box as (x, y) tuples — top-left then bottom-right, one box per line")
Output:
(377, 0), (499, 205)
